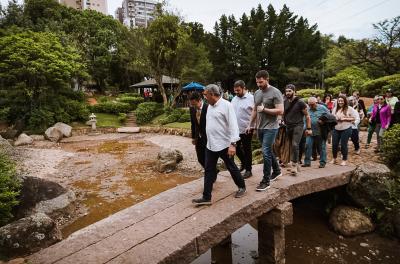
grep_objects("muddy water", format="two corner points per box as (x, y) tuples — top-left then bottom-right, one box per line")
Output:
(60, 139), (200, 238)
(192, 193), (400, 264)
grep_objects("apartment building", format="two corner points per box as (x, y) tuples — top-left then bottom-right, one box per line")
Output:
(59, 0), (108, 15)
(120, 0), (157, 28)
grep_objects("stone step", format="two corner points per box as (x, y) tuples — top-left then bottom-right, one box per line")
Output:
(117, 127), (140, 133)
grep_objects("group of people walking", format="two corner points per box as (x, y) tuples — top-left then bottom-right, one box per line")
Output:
(189, 70), (399, 205)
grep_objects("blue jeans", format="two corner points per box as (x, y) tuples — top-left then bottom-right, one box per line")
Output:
(332, 127), (352, 160)
(304, 135), (326, 166)
(258, 129), (280, 183)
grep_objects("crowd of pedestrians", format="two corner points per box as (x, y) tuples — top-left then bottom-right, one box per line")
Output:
(189, 70), (399, 205)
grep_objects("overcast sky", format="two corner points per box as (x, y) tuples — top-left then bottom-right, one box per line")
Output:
(1, 0), (398, 39)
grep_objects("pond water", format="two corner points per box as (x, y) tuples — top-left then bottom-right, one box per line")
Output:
(192, 192), (400, 264)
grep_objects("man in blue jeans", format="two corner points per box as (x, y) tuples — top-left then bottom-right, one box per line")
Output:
(302, 97), (329, 168)
(247, 70), (284, 191)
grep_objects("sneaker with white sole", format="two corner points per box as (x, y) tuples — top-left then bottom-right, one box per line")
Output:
(270, 171), (283, 182)
(256, 181), (270, 191)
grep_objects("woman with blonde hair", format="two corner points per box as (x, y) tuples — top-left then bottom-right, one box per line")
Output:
(331, 95), (357, 166)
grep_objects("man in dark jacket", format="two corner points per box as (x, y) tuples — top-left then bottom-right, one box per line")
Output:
(189, 92), (208, 168)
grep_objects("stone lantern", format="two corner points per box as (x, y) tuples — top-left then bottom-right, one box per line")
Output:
(88, 113), (97, 131)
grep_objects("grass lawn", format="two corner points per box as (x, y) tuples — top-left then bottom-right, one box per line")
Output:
(164, 122), (191, 129)
(147, 114), (190, 129)
(95, 113), (121, 127)
(71, 113), (121, 128)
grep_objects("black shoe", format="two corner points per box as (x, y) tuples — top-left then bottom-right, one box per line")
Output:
(319, 164), (325, 168)
(270, 171), (282, 182)
(301, 164), (311, 167)
(239, 166), (245, 172)
(242, 171), (253, 179)
(235, 188), (246, 198)
(256, 181), (270, 191)
(192, 197), (212, 205)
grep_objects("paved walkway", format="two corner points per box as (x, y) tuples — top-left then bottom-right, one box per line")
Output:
(28, 163), (355, 264)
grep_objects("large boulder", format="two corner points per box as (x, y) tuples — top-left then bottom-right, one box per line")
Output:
(0, 213), (62, 258)
(156, 148), (183, 173)
(54, 122), (72, 138)
(33, 190), (76, 219)
(329, 205), (375, 236)
(14, 133), (33, 146)
(14, 176), (67, 219)
(0, 129), (18, 140)
(347, 163), (392, 209)
(0, 135), (14, 155)
(44, 127), (63, 142)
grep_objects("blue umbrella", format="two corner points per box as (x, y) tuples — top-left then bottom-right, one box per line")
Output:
(182, 82), (205, 91)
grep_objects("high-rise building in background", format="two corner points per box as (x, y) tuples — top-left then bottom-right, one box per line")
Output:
(59, 0), (108, 15)
(119, 0), (157, 28)
(115, 7), (124, 24)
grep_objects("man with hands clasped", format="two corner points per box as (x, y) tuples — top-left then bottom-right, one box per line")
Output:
(192, 84), (246, 206)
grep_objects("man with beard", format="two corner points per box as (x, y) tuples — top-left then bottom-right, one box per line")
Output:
(231, 80), (254, 179)
(283, 84), (311, 176)
(247, 70), (284, 191)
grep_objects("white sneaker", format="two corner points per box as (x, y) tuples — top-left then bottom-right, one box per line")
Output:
(330, 159), (337, 164)
(340, 161), (347, 166)
(355, 149), (361, 155)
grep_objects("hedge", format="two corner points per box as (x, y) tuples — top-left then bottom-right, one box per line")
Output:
(134, 102), (164, 124)
(118, 96), (144, 110)
(362, 74), (400, 97)
(296, 88), (325, 98)
(382, 124), (400, 171)
(0, 152), (21, 226)
(90, 101), (133, 114)
(159, 108), (189, 125)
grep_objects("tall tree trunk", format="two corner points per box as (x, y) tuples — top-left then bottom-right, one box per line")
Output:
(156, 75), (168, 106)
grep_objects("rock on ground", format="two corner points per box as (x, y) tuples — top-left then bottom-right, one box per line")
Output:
(329, 205), (375, 236)
(54, 122), (72, 138)
(14, 176), (68, 218)
(14, 133), (33, 146)
(0, 135), (14, 155)
(156, 148), (183, 173)
(0, 213), (61, 258)
(347, 163), (392, 208)
(44, 127), (63, 142)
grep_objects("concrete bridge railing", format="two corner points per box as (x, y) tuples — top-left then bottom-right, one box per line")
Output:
(28, 163), (355, 264)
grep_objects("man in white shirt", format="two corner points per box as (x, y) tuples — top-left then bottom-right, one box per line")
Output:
(192, 84), (246, 205)
(231, 80), (254, 179)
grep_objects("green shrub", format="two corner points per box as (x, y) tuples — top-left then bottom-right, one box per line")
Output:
(134, 102), (164, 124)
(0, 152), (21, 226)
(98, 96), (111, 103)
(120, 93), (141, 97)
(90, 101), (132, 114)
(118, 96), (144, 110)
(0, 107), (10, 122)
(118, 113), (127, 123)
(362, 74), (400, 97)
(27, 108), (55, 131)
(178, 113), (191, 122)
(296, 88), (325, 98)
(382, 124), (400, 170)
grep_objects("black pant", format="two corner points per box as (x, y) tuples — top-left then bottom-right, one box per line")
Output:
(312, 135), (321, 159)
(203, 148), (245, 200)
(299, 132), (306, 162)
(236, 133), (253, 171)
(287, 125), (304, 163)
(195, 137), (206, 168)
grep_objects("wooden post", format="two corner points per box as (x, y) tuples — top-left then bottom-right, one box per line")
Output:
(211, 235), (232, 264)
(258, 202), (293, 264)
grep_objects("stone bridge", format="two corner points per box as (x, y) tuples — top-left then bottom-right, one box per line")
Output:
(28, 163), (355, 264)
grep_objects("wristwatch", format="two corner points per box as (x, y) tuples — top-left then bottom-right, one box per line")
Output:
(230, 142), (237, 147)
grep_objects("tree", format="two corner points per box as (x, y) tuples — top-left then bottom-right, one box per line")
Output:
(325, 66), (370, 95)
(145, 13), (212, 106)
(0, 31), (88, 129)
